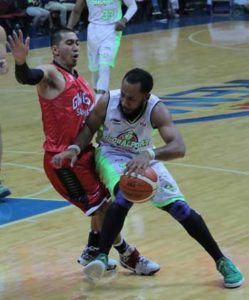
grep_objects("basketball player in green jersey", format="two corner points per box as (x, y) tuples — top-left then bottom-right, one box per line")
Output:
(53, 68), (244, 288)
(67, 0), (137, 101)
(0, 25), (11, 199)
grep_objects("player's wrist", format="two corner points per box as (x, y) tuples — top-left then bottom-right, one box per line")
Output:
(122, 17), (128, 24)
(146, 148), (156, 160)
(15, 59), (26, 66)
(67, 144), (81, 155)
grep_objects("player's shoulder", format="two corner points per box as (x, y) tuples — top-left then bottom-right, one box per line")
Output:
(150, 94), (170, 116)
(148, 93), (162, 109)
(37, 64), (64, 82)
(149, 93), (161, 102)
(109, 89), (121, 97)
(36, 63), (57, 74)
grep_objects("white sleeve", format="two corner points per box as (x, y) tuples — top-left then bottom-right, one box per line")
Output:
(122, 0), (138, 22)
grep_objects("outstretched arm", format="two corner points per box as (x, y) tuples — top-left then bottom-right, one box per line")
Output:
(7, 30), (44, 85)
(67, 0), (85, 29)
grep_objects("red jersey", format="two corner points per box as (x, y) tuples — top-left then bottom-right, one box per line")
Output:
(39, 63), (95, 153)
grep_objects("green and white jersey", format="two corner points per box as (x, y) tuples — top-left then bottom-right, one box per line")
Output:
(86, 0), (123, 24)
(99, 89), (160, 154)
(96, 90), (186, 206)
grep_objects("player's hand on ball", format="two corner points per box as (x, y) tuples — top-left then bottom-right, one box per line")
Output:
(125, 151), (151, 176)
(120, 166), (158, 203)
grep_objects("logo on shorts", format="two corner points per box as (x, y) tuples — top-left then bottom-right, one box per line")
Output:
(164, 183), (175, 192)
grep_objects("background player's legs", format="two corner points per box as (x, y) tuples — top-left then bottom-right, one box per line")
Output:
(0, 27), (10, 198)
(96, 64), (111, 92)
(0, 126), (11, 199)
(91, 71), (98, 91)
(95, 64), (111, 101)
(91, 64), (111, 101)
(0, 26), (8, 75)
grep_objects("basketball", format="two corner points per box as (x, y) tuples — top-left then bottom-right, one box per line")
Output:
(119, 167), (158, 203)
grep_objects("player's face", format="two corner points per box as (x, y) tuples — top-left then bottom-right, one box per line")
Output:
(120, 79), (149, 118)
(54, 32), (80, 68)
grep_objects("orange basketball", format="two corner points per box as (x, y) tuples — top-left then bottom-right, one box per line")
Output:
(119, 167), (158, 203)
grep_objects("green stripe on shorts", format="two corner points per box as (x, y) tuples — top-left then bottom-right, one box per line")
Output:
(95, 147), (120, 199)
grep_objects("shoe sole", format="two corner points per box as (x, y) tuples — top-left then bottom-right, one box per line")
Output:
(83, 261), (106, 282)
(224, 277), (245, 288)
(120, 261), (160, 275)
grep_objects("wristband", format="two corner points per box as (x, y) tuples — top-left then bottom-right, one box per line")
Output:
(146, 148), (156, 160)
(67, 144), (81, 155)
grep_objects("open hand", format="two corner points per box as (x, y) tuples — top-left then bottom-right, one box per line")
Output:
(7, 30), (30, 65)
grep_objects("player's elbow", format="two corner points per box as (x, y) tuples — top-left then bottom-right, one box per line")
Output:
(177, 143), (186, 158)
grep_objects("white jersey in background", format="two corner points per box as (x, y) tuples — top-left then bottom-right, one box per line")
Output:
(99, 89), (160, 154)
(86, 0), (122, 24)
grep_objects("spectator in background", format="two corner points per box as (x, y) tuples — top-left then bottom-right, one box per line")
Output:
(168, 0), (179, 18)
(25, 1), (50, 34)
(44, 0), (75, 27)
(151, 0), (162, 15)
(0, 0), (16, 15)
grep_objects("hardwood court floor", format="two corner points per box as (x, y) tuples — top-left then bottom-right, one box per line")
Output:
(0, 19), (249, 299)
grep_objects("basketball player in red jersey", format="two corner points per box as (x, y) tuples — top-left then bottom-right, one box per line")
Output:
(0, 25), (11, 199)
(7, 28), (160, 275)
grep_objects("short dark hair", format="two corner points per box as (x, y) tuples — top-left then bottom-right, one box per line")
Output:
(123, 68), (153, 93)
(50, 27), (76, 46)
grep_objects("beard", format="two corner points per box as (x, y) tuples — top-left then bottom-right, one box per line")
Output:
(119, 102), (146, 121)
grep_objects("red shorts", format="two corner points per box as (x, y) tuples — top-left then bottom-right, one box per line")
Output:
(44, 145), (109, 216)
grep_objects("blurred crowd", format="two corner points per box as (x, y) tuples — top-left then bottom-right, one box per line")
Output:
(3, 0), (245, 37)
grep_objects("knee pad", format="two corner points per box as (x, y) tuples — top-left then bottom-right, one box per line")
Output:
(114, 190), (133, 209)
(168, 200), (191, 222)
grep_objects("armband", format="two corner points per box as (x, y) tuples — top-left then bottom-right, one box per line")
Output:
(146, 148), (156, 160)
(67, 144), (81, 155)
(15, 62), (44, 85)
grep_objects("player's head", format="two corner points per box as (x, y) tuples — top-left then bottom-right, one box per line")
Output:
(120, 68), (153, 120)
(50, 28), (80, 69)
